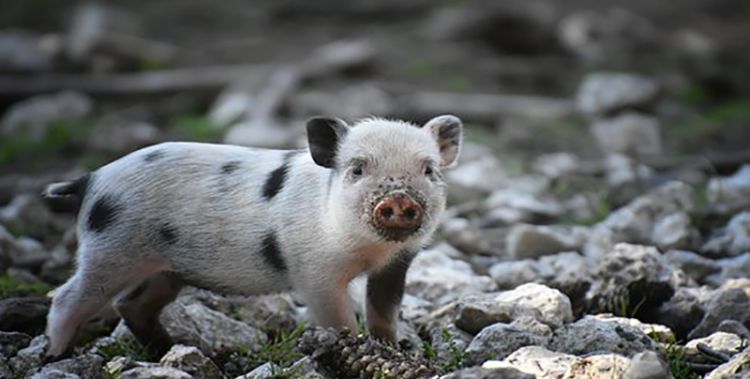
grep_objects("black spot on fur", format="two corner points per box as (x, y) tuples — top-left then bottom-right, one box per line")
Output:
(144, 150), (164, 162)
(220, 160), (241, 175)
(159, 223), (178, 245)
(87, 195), (122, 232)
(260, 233), (287, 272)
(367, 251), (416, 318)
(262, 153), (297, 200)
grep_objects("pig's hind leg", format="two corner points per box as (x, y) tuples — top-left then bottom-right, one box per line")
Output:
(114, 272), (183, 356)
(46, 246), (167, 358)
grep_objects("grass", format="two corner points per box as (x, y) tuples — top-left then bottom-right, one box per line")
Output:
(664, 341), (700, 379)
(96, 337), (150, 363)
(217, 322), (307, 376)
(169, 114), (224, 141)
(423, 327), (467, 373)
(0, 120), (94, 167)
(0, 274), (51, 299)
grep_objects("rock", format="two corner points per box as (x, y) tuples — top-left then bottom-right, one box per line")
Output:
(488, 260), (540, 290)
(160, 345), (222, 379)
(565, 354), (631, 379)
(708, 253), (750, 286)
(559, 9), (659, 63)
(465, 322), (549, 364)
(1, 91), (94, 141)
(585, 243), (677, 317)
(0, 193), (71, 242)
(505, 224), (589, 259)
(285, 356), (328, 379)
(531, 152), (580, 179)
(623, 351), (672, 379)
(549, 315), (659, 356)
(235, 362), (280, 379)
(104, 356), (154, 376)
(577, 72), (660, 117)
(653, 287), (707, 340)
(685, 332), (744, 363)
(651, 212), (698, 250)
(446, 149), (507, 198)
(440, 366), (535, 379)
(702, 211), (750, 258)
(704, 348), (750, 379)
(441, 219), (503, 255)
(423, 2), (559, 55)
(231, 294), (302, 333)
(585, 181), (695, 258)
(161, 297), (268, 355)
(455, 283), (572, 334)
(590, 112), (662, 156)
(0, 30), (60, 72)
(289, 85), (392, 120)
(119, 366), (193, 379)
(484, 179), (563, 225)
(689, 288), (750, 340)
(8, 237), (51, 270)
(406, 244), (496, 304)
(34, 354), (105, 379)
(706, 164), (750, 214)
(482, 346), (577, 378)
(30, 369), (81, 379)
(0, 331), (32, 357)
(717, 319), (750, 340)
(665, 250), (721, 283)
(0, 362), (13, 379)
(9, 335), (49, 377)
(590, 314), (674, 343)
(0, 296), (50, 335)
(88, 120), (160, 154)
(604, 154), (654, 186)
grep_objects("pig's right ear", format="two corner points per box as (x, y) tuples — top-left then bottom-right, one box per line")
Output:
(306, 117), (349, 168)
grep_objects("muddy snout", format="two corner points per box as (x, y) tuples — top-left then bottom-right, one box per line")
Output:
(373, 193), (423, 236)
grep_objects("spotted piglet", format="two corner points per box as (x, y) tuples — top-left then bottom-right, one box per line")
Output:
(43, 115), (463, 357)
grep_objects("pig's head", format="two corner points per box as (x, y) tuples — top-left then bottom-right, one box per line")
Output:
(307, 115), (462, 245)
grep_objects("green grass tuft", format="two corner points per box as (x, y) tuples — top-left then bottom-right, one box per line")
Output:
(0, 274), (51, 299)
(96, 337), (150, 363)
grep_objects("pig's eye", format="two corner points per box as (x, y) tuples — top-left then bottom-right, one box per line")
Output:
(424, 165), (434, 176)
(350, 161), (366, 178)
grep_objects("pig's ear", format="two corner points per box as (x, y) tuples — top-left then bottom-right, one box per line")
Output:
(306, 117), (349, 168)
(424, 115), (463, 168)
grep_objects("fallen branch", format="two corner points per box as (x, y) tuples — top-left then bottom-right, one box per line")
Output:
(0, 65), (265, 95)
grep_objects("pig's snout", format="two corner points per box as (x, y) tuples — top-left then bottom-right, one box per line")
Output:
(373, 193), (423, 232)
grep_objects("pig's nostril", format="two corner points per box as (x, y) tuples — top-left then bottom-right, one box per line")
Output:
(380, 207), (394, 219)
(403, 208), (416, 220)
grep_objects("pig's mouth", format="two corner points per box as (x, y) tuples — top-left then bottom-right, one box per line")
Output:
(367, 188), (428, 242)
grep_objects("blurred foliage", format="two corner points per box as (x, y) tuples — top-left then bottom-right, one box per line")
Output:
(0, 273), (51, 298)
(215, 322), (306, 376)
(169, 114), (224, 141)
(97, 337), (150, 364)
(0, 120), (95, 167)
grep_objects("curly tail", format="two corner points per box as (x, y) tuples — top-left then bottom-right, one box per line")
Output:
(42, 174), (90, 213)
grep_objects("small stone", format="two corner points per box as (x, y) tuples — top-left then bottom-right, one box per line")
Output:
(549, 315), (659, 356)
(88, 121), (160, 154)
(577, 72), (660, 116)
(591, 314), (674, 343)
(9, 335), (49, 377)
(440, 366), (535, 379)
(623, 351), (672, 379)
(505, 224), (589, 259)
(604, 154), (653, 186)
(705, 348), (750, 379)
(160, 345), (222, 379)
(0, 330), (32, 357)
(1, 91), (93, 141)
(119, 366), (193, 379)
(531, 153), (580, 179)
(483, 346), (577, 378)
(0, 296), (50, 335)
(688, 288), (750, 340)
(685, 332), (744, 363)
(565, 354), (631, 379)
(406, 245), (496, 304)
(702, 211), (750, 258)
(590, 112), (662, 156)
(488, 260), (540, 290)
(706, 164), (750, 214)
(653, 287), (707, 340)
(465, 323), (549, 364)
(0, 30), (60, 72)
(664, 250), (721, 283)
(34, 354), (105, 379)
(651, 212), (698, 250)
(235, 362), (281, 379)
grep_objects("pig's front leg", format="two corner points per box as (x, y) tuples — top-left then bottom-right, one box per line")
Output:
(301, 281), (358, 332)
(366, 250), (416, 343)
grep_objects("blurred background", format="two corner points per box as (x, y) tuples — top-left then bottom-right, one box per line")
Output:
(1, 1), (750, 377)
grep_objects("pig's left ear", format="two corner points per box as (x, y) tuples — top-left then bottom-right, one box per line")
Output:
(307, 117), (349, 168)
(424, 115), (463, 168)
